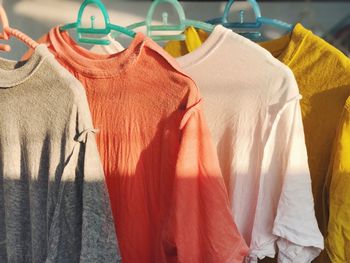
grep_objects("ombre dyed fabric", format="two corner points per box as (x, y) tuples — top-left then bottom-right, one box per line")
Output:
(164, 25), (323, 262)
(0, 45), (119, 263)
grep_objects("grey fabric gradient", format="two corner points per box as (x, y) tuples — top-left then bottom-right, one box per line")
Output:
(0, 45), (121, 263)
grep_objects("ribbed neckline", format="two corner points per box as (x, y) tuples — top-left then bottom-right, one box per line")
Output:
(49, 26), (146, 78)
(0, 44), (50, 88)
(176, 25), (229, 69)
(259, 23), (311, 65)
(173, 23), (311, 68)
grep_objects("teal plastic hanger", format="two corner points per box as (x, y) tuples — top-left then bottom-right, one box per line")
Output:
(60, 0), (136, 45)
(112, 0), (214, 42)
(207, 0), (293, 40)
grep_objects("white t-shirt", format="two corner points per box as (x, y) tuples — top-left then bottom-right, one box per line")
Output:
(93, 26), (324, 262)
(90, 35), (125, 54)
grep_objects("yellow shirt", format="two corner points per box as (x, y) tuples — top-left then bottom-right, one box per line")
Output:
(164, 26), (209, 57)
(325, 97), (350, 263)
(164, 24), (350, 262)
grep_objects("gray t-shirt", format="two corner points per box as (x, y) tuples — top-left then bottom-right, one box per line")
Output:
(0, 45), (121, 262)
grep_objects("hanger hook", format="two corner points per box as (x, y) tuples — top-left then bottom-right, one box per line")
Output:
(90, 15), (96, 29)
(162, 12), (168, 25)
(223, 0), (262, 23)
(239, 10), (244, 24)
(146, 0), (186, 29)
(76, 0), (111, 28)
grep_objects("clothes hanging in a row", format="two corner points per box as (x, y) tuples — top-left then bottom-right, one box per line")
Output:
(2, 1), (350, 262)
(1, 4), (251, 263)
(163, 23), (350, 263)
(87, 23), (329, 263)
(0, 45), (120, 262)
(20, 23), (324, 263)
(37, 27), (250, 263)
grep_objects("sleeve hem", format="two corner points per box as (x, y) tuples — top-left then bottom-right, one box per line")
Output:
(273, 224), (324, 249)
(278, 247), (321, 263)
(179, 99), (203, 130)
(230, 239), (250, 263)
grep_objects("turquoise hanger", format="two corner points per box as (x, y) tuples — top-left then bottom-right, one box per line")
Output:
(207, 0), (293, 40)
(60, 0), (136, 45)
(111, 0), (214, 42)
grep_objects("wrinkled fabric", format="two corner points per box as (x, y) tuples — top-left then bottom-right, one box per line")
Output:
(0, 45), (120, 263)
(165, 24), (350, 263)
(162, 25), (323, 262)
(23, 28), (249, 263)
(325, 97), (350, 263)
(259, 24), (350, 263)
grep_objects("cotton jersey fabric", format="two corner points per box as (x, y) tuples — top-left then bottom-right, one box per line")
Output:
(259, 24), (350, 263)
(0, 45), (120, 262)
(24, 27), (249, 263)
(91, 24), (324, 262)
(176, 25), (324, 263)
(165, 24), (350, 263)
(325, 96), (350, 263)
(126, 24), (321, 262)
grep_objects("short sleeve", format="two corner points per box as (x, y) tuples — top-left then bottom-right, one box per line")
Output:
(164, 100), (249, 263)
(269, 97), (324, 262)
(246, 68), (323, 262)
(45, 85), (121, 262)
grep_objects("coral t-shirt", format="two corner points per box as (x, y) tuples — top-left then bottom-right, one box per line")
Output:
(24, 27), (248, 263)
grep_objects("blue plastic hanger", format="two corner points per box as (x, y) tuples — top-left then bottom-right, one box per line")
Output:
(111, 0), (214, 42)
(60, 0), (136, 45)
(207, 0), (293, 40)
